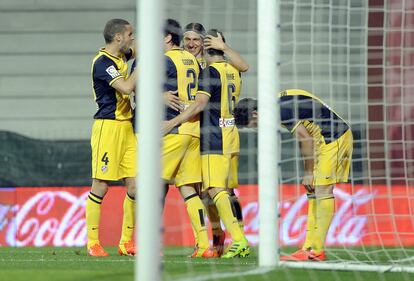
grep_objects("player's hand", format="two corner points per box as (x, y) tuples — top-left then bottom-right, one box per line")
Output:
(162, 120), (175, 136)
(204, 33), (227, 51)
(163, 90), (183, 112)
(302, 172), (314, 193)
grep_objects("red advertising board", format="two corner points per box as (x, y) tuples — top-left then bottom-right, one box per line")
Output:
(1, 184), (414, 247)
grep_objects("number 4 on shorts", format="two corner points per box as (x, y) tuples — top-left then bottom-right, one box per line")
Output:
(101, 152), (109, 165)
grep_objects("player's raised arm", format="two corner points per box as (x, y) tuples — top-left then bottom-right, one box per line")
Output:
(204, 32), (249, 72)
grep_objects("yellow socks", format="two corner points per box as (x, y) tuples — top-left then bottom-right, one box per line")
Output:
(313, 196), (335, 253)
(185, 194), (209, 249)
(202, 194), (223, 237)
(213, 191), (244, 242)
(120, 192), (135, 245)
(86, 192), (103, 249)
(229, 194), (245, 234)
(302, 194), (316, 250)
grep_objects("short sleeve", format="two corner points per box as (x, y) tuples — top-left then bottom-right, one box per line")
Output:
(198, 66), (221, 98)
(164, 56), (178, 91)
(93, 57), (123, 85)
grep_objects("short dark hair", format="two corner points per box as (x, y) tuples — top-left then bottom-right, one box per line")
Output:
(164, 19), (182, 46)
(205, 29), (226, 57)
(103, 19), (130, 44)
(184, 22), (206, 37)
(234, 98), (257, 127)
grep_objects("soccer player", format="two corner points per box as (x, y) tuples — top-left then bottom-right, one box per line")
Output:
(162, 19), (216, 258)
(87, 18), (137, 257)
(183, 22), (249, 72)
(233, 89), (354, 261)
(183, 23), (249, 256)
(163, 29), (250, 259)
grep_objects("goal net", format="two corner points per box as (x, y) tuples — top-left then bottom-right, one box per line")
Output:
(276, 0), (414, 273)
(156, 0), (414, 278)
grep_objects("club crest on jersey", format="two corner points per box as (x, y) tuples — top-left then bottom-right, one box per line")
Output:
(101, 166), (108, 173)
(106, 65), (121, 79)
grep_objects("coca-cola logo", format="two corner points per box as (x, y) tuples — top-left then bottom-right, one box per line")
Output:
(0, 186), (388, 248)
(5, 191), (87, 247)
(241, 188), (375, 246)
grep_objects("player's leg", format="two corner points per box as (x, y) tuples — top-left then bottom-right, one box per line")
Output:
(203, 154), (249, 258)
(118, 177), (136, 256)
(174, 136), (215, 258)
(201, 191), (225, 256)
(86, 178), (109, 256)
(310, 129), (353, 261)
(280, 190), (316, 261)
(311, 184), (334, 261)
(228, 154), (245, 234)
(179, 185), (215, 258)
(118, 123), (137, 256)
(87, 119), (123, 256)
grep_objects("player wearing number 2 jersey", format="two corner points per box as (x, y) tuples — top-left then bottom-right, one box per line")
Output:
(162, 19), (215, 258)
(163, 29), (250, 258)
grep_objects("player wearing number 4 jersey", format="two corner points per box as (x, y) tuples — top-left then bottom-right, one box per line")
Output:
(163, 29), (250, 259)
(86, 18), (137, 257)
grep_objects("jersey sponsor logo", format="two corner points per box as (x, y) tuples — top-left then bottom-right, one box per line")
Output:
(105, 65), (121, 79)
(219, 118), (235, 128)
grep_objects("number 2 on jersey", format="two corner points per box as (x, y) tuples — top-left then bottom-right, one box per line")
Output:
(186, 69), (196, 101)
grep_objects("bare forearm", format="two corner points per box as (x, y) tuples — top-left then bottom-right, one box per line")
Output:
(170, 102), (203, 127)
(224, 46), (249, 72)
(299, 138), (314, 174)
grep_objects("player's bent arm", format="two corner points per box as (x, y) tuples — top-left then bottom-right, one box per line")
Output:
(162, 93), (209, 135)
(223, 46), (249, 72)
(172, 93), (209, 127)
(111, 70), (137, 95)
(204, 34), (249, 72)
(295, 123), (315, 175)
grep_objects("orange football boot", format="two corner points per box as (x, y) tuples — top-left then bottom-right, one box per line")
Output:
(280, 249), (311, 261)
(190, 246), (218, 258)
(118, 240), (136, 256)
(87, 243), (109, 257)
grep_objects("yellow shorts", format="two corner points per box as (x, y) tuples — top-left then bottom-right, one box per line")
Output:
(91, 119), (136, 181)
(314, 129), (353, 186)
(201, 153), (239, 191)
(162, 134), (201, 187)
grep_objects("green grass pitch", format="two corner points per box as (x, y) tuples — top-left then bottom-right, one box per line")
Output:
(0, 247), (413, 281)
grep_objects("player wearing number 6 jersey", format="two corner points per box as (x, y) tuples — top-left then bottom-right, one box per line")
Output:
(163, 29), (250, 258)
(161, 19), (215, 258)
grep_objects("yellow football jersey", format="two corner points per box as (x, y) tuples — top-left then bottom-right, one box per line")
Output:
(91, 48), (133, 121)
(197, 61), (242, 154)
(164, 47), (201, 137)
(279, 89), (350, 144)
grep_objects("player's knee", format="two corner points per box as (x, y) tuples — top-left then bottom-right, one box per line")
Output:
(207, 187), (226, 199)
(315, 185), (334, 199)
(179, 185), (197, 199)
(91, 179), (109, 197)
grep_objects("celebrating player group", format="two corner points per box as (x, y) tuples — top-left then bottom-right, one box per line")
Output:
(86, 17), (353, 262)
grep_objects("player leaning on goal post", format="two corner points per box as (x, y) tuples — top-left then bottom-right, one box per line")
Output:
(234, 89), (353, 261)
(86, 18), (137, 257)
